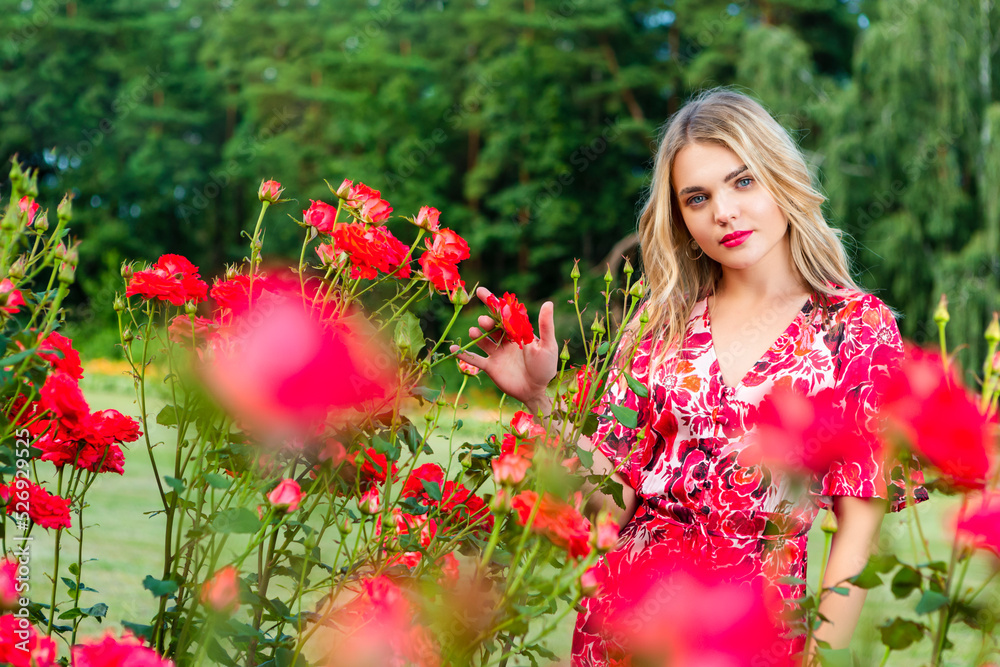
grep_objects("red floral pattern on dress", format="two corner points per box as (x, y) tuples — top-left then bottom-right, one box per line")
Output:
(572, 289), (929, 666)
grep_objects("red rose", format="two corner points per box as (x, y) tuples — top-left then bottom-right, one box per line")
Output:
(332, 222), (412, 280)
(604, 560), (795, 667)
(955, 495), (1000, 558)
(71, 630), (174, 667)
(882, 345), (995, 491)
(3, 478), (72, 530)
(38, 331), (83, 380)
(357, 447), (400, 493)
(400, 463), (444, 499)
(201, 288), (395, 439)
(40, 370), (91, 437)
(0, 279), (26, 314)
(742, 385), (872, 476)
(414, 206), (441, 231)
(267, 478), (303, 512)
(258, 179), (284, 204)
(167, 314), (217, 347)
(345, 182), (393, 224)
(425, 228), (469, 263)
(492, 452), (530, 485)
(125, 254), (208, 306)
(304, 199), (339, 233)
(511, 490), (591, 559)
(201, 565), (240, 614)
(485, 292), (535, 348)
(0, 614), (57, 667)
(0, 559), (18, 610)
(19, 196), (40, 226)
(419, 251), (464, 294)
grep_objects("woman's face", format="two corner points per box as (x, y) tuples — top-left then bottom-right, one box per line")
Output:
(671, 142), (789, 272)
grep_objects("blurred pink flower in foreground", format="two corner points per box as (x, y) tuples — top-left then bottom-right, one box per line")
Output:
(72, 629), (174, 666)
(201, 565), (241, 615)
(200, 287), (396, 440)
(954, 494), (1000, 558)
(311, 575), (439, 667)
(601, 560), (795, 667)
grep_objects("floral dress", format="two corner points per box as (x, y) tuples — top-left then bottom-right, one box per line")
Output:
(571, 288), (929, 666)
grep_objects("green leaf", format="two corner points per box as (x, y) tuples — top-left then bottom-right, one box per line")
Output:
(879, 617), (925, 650)
(607, 404), (638, 429)
(0, 347), (38, 368)
(828, 586), (850, 596)
(816, 647), (852, 667)
(142, 575), (179, 598)
(156, 405), (180, 426)
(848, 562), (884, 590)
(204, 473), (232, 490)
(603, 477), (625, 510)
(596, 341), (610, 355)
(61, 577), (97, 593)
(121, 621), (154, 642)
(211, 508), (262, 534)
(274, 647), (309, 667)
(915, 590), (949, 615)
(68, 562), (80, 576)
(890, 565), (921, 599)
(575, 446), (594, 469)
(393, 311), (425, 359)
(82, 603), (108, 619)
(777, 576), (806, 586)
(164, 476), (185, 493)
(623, 372), (649, 398)
(869, 553), (900, 573)
(581, 413), (599, 437)
(420, 479), (442, 501)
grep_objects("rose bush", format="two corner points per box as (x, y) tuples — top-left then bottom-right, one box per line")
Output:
(0, 156), (997, 667)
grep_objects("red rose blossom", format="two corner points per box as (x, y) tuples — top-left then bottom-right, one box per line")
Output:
(511, 490), (591, 559)
(331, 221), (412, 280)
(71, 630), (174, 667)
(0, 614), (57, 667)
(485, 292), (535, 348)
(125, 254), (208, 306)
(2, 478), (72, 530)
(258, 179), (284, 204)
(304, 199), (339, 233)
(414, 206), (441, 231)
(0, 279), (26, 314)
(955, 495), (1000, 558)
(38, 331), (84, 380)
(19, 196), (40, 226)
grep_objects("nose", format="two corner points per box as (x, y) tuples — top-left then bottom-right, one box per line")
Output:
(713, 192), (738, 225)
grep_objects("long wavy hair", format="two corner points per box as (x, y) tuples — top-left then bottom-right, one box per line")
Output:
(625, 87), (862, 366)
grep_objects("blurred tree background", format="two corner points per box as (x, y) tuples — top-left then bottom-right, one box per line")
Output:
(1, 0), (998, 378)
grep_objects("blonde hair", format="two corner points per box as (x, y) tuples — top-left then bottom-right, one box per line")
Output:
(627, 87), (862, 363)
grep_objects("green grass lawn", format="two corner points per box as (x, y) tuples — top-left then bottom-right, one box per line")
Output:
(23, 366), (997, 666)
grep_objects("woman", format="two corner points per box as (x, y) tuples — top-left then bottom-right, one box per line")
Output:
(452, 88), (926, 665)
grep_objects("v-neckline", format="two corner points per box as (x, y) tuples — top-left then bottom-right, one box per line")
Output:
(704, 292), (813, 392)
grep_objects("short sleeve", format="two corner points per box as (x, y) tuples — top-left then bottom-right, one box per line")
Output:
(812, 294), (930, 513)
(590, 335), (653, 491)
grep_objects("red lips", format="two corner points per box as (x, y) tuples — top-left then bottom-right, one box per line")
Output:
(720, 230), (752, 243)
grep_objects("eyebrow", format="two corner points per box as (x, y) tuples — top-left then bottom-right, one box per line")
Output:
(677, 165), (749, 197)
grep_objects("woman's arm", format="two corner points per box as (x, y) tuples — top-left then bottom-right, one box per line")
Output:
(811, 496), (887, 652)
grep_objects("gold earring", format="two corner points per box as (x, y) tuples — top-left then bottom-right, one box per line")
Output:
(685, 238), (704, 261)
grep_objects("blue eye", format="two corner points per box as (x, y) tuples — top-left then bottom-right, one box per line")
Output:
(737, 177), (753, 187)
(688, 194), (706, 206)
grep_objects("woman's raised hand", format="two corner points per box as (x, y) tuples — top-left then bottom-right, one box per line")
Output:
(450, 286), (558, 413)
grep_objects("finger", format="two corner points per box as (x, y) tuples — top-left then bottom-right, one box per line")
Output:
(537, 300), (556, 349)
(477, 315), (496, 331)
(450, 345), (489, 369)
(476, 286), (495, 304)
(469, 327), (501, 354)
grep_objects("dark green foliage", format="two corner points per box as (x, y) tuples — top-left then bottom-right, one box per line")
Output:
(2, 0), (996, 372)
